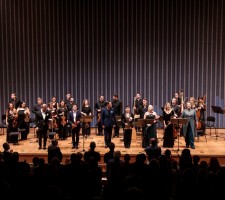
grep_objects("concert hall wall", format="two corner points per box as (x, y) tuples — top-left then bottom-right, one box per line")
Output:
(0, 0), (225, 126)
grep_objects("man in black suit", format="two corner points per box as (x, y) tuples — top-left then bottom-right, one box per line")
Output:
(112, 94), (122, 137)
(68, 104), (82, 149)
(36, 104), (51, 150)
(101, 101), (116, 148)
(32, 97), (43, 138)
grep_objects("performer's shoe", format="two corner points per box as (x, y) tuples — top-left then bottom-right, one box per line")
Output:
(191, 146), (195, 149)
(38, 146), (42, 150)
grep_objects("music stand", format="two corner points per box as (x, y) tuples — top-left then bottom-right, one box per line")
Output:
(211, 106), (224, 114)
(112, 115), (122, 139)
(145, 119), (155, 125)
(170, 118), (188, 153)
(81, 115), (94, 152)
(211, 106), (225, 139)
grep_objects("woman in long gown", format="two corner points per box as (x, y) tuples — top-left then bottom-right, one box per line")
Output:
(143, 105), (160, 148)
(163, 102), (175, 148)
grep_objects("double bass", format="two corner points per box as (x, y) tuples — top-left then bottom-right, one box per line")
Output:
(196, 95), (206, 130)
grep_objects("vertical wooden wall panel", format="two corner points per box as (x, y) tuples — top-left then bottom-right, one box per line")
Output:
(0, 0), (224, 126)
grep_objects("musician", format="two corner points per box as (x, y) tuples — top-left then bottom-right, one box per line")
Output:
(112, 94), (122, 137)
(32, 97), (43, 138)
(81, 99), (92, 137)
(139, 98), (149, 147)
(5, 103), (18, 143)
(180, 101), (198, 149)
(50, 96), (59, 110)
(58, 100), (68, 140)
(174, 92), (182, 106)
(47, 102), (58, 139)
(64, 93), (72, 108)
(17, 101), (30, 140)
(143, 105), (160, 148)
(65, 97), (74, 137)
(171, 98), (181, 117)
(121, 106), (134, 148)
(140, 98), (148, 119)
(133, 93), (143, 132)
(189, 96), (197, 109)
(163, 102), (175, 148)
(36, 104), (51, 149)
(9, 92), (22, 109)
(133, 93), (144, 115)
(95, 95), (106, 136)
(67, 97), (75, 112)
(68, 104), (82, 149)
(101, 101), (116, 148)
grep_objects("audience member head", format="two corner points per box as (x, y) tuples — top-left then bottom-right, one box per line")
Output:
(124, 154), (131, 163)
(113, 150), (121, 160)
(150, 138), (157, 147)
(90, 141), (96, 150)
(3, 142), (10, 151)
(108, 142), (115, 151)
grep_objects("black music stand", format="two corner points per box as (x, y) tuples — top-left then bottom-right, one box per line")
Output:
(135, 119), (146, 146)
(211, 106), (225, 139)
(81, 115), (94, 152)
(170, 118), (188, 153)
(112, 116), (122, 139)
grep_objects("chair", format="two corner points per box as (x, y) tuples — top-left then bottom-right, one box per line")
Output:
(206, 116), (216, 137)
(9, 131), (20, 144)
(0, 114), (7, 135)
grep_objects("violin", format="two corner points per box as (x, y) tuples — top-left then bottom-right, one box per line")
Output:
(12, 115), (18, 128)
(24, 107), (30, 123)
(61, 112), (67, 126)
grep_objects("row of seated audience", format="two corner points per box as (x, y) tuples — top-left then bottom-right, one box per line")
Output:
(0, 139), (225, 200)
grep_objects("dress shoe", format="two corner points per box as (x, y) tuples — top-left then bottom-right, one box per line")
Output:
(43, 146), (46, 150)
(75, 146), (78, 149)
(38, 146), (42, 150)
(191, 146), (195, 149)
(72, 146), (75, 149)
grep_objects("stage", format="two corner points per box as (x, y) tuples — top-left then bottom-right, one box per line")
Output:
(1, 127), (225, 166)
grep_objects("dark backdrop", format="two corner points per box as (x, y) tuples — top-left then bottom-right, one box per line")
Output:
(0, 0), (225, 127)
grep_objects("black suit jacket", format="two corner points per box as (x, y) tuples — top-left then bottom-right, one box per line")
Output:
(36, 110), (51, 131)
(101, 108), (115, 127)
(68, 110), (82, 128)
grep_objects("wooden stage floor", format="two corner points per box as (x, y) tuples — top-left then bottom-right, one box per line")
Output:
(1, 127), (225, 165)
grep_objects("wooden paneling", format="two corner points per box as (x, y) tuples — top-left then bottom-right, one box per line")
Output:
(0, 0), (225, 126)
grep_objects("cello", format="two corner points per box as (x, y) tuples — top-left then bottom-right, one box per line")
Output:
(196, 95), (206, 130)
